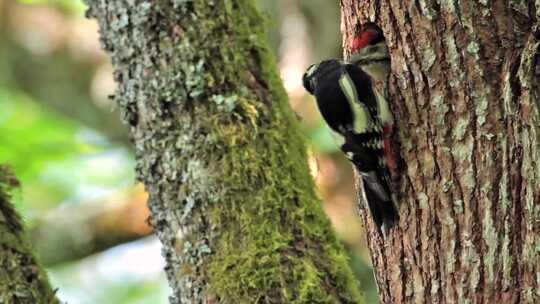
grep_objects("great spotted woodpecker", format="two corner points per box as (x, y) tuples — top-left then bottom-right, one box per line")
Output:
(302, 23), (398, 230)
(349, 23), (398, 183)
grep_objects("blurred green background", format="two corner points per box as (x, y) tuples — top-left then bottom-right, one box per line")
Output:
(0, 0), (378, 302)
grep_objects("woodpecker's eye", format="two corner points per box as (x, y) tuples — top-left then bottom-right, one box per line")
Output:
(302, 73), (315, 94)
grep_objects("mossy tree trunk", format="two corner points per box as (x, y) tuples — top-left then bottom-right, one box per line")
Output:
(86, 1), (363, 303)
(0, 166), (59, 304)
(342, 1), (540, 303)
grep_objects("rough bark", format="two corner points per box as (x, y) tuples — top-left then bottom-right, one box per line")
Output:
(86, 1), (363, 303)
(0, 166), (59, 304)
(341, 1), (540, 303)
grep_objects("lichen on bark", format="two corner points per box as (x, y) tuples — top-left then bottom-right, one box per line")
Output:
(85, 0), (364, 303)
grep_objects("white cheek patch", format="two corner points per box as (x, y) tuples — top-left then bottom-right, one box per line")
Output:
(349, 42), (389, 63)
(306, 63), (320, 77)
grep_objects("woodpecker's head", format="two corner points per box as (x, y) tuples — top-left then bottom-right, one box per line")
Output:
(349, 23), (388, 66)
(303, 60), (343, 96)
(351, 22), (385, 53)
(302, 63), (320, 95)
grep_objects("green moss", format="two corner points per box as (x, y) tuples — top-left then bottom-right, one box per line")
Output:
(0, 166), (59, 304)
(195, 1), (363, 302)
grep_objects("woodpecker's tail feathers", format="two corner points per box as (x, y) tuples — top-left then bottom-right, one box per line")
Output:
(359, 171), (398, 229)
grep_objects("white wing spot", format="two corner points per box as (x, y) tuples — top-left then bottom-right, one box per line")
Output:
(339, 72), (372, 133)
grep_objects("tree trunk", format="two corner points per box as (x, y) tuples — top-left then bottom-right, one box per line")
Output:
(86, 1), (363, 303)
(342, 1), (540, 303)
(0, 166), (59, 304)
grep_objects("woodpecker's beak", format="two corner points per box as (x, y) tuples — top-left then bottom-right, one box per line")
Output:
(302, 72), (313, 94)
(303, 77), (316, 95)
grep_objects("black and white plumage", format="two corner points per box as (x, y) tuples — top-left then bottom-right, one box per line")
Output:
(303, 59), (398, 230)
